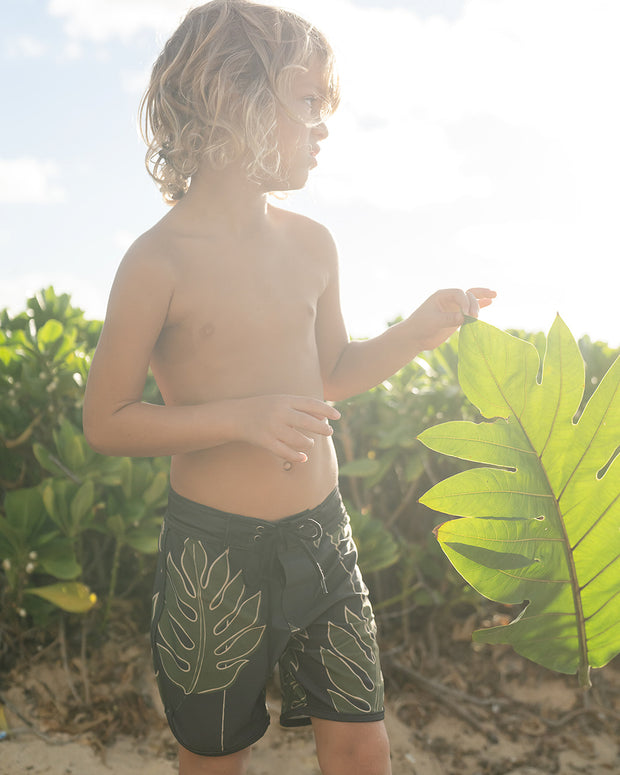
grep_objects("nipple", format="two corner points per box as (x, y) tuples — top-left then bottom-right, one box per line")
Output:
(283, 461), (293, 472)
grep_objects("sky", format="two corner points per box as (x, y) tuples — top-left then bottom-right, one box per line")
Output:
(2, 0), (619, 346)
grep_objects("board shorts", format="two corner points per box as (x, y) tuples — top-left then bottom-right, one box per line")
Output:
(150, 487), (385, 757)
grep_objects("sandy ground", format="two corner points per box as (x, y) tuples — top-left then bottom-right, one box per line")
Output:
(1, 635), (618, 775)
(0, 635), (427, 775)
(0, 699), (428, 775)
(3, 693), (618, 775)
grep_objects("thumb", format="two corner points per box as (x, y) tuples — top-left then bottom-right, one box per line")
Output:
(450, 309), (465, 326)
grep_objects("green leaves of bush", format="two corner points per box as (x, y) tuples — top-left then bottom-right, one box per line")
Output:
(2, 286), (619, 682)
(0, 288), (167, 625)
(419, 316), (620, 686)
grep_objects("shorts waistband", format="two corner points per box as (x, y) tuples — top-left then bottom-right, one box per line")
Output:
(164, 488), (345, 595)
(165, 487), (343, 540)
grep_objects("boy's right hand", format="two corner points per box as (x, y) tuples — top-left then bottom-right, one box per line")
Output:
(407, 287), (496, 352)
(231, 395), (341, 464)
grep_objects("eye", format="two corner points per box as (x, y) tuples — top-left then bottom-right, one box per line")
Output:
(302, 95), (322, 119)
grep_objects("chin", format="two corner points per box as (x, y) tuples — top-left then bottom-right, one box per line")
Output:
(287, 179), (309, 192)
(287, 170), (311, 191)
(265, 164), (310, 193)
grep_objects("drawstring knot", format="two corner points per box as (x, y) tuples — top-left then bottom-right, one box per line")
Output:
(252, 518), (328, 594)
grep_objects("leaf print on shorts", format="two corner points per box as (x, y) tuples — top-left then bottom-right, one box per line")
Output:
(155, 538), (265, 695)
(321, 603), (384, 714)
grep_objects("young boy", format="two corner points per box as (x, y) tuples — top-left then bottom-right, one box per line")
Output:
(83, 2), (495, 773)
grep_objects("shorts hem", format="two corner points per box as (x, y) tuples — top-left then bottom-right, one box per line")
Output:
(281, 709), (385, 726)
(279, 716), (312, 728)
(168, 716), (270, 758)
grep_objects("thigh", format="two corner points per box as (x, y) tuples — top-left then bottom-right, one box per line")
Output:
(151, 523), (271, 756)
(285, 593), (384, 718)
(278, 506), (384, 725)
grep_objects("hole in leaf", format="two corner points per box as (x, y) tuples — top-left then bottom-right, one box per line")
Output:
(597, 445), (619, 479)
(534, 515), (545, 522)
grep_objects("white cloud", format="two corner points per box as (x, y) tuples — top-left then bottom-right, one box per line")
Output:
(5, 35), (47, 58)
(47, 0), (188, 42)
(120, 66), (152, 95)
(40, 0), (620, 343)
(113, 229), (138, 253)
(61, 40), (85, 60)
(318, 110), (493, 211)
(298, 0), (620, 216)
(287, 0), (620, 345)
(0, 159), (66, 204)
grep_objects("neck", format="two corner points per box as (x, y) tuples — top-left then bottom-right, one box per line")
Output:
(172, 161), (272, 236)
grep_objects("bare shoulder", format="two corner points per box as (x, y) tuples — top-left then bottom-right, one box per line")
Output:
(116, 222), (177, 284)
(102, 222), (181, 336)
(269, 205), (338, 264)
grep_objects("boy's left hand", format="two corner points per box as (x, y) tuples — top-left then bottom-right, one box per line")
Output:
(408, 287), (496, 352)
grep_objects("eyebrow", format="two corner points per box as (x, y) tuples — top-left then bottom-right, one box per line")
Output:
(296, 79), (325, 99)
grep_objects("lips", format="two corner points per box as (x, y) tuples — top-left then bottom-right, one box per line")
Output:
(308, 145), (320, 169)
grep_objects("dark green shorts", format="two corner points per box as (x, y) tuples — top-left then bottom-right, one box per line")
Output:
(150, 487), (384, 757)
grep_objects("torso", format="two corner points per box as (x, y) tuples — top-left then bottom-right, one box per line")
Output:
(148, 204), (339, 519)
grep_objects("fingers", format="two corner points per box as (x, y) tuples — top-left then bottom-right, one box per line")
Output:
(276, 426), (317, 463)
(442, 287), (496, 319)
(289, 398), (340, 435)
(466, 290), (480, 318)
(429, 286), (496, 329)
(467, 287), (497, 312)
(442, 289), (469, 324)
(273, 417), (332, 464)
(292, 409), (338, 435)
(272, 440), (309, 464)
(263, 396), (341, 464)
(467, 287), (497, 299)
(298, 397), (341, 423)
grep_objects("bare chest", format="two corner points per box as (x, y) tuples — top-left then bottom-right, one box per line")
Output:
(151, 242), (326, 396)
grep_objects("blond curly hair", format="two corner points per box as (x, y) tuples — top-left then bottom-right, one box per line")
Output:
(140, 0), (340, 203)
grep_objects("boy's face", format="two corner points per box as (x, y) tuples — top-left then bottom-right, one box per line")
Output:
(272, 61), (329, 191)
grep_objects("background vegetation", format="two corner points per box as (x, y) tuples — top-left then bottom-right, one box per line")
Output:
(1, 287), (618, 677)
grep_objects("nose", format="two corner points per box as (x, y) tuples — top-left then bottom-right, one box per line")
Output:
(313, 121), (328, 141)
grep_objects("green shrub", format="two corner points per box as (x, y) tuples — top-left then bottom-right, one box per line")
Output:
(0, 289), (165, 642)
(1, 288), (617, 660)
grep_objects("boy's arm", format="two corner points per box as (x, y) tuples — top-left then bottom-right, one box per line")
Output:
(83, 242), (338, 461)
(315, 231), (496, 402)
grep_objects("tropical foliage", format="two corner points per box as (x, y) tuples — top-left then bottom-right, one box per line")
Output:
(1, 288), (618, 688)
(419, 316), (620, 686)
(0, 289), (166, 635)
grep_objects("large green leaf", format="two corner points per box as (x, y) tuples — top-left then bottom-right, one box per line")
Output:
(155, 539), (266, 695)
(418, 316), (620, 686)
